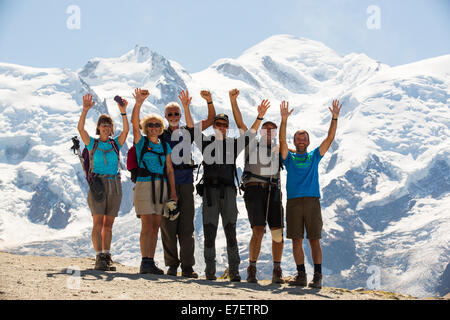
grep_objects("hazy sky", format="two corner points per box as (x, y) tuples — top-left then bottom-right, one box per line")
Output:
(0, 0), (449, 72)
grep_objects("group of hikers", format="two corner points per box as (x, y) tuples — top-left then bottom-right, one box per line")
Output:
(76, 87), (342, 289)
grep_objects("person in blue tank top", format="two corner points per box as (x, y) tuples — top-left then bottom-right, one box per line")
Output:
(280, 99), (342, 289)
(77, 93), (129, 271)
(131, 88), (178, 275)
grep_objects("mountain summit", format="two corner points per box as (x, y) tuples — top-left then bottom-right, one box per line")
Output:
(0, 34), (448, 298)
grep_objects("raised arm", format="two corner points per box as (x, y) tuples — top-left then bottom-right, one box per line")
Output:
(116, 97), (129, 146)
(199, 90), (216, 130)
(319, 99), (342, 157)
(229, 88), (247, 133)
(131, 88), (150, 144)
(249, 99), (271, 132)
(77, 94), (95, 146)
(178, 89), (194, 128)
(279, 101), (293, 160)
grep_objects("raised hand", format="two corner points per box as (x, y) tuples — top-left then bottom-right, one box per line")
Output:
(229, 88), (239, 101)
(200, 90), (212, 103)
(178, 89), (192, 109)
(117, 97), (128, 114)
(329, 99), (342, 119)
(82, 94), (95, 111)
(133, 88), (150, 105)
(280, 101), (293, 121)
(257, 99), (271, 118)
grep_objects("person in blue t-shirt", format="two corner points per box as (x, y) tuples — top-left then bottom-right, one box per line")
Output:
(78, 93), (129, 271)
(279, 99), (342, 289)
(131, 88), (177, 275)
(159, 89), (216, 279)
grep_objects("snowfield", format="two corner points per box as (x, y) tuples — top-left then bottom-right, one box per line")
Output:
(0, 34), (449, 298)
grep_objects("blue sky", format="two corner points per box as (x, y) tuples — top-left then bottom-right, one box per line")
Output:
(0, 0), (448, 72)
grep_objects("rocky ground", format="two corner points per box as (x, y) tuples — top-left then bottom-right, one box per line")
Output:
(0, 251), (445, 300)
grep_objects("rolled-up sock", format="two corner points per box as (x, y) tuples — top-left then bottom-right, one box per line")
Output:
(249, 260), (257, 267)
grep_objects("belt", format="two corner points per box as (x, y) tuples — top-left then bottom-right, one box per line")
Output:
(245, 182), (270, 188)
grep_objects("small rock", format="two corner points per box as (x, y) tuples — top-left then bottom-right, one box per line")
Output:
(354, 287), (365, 292)
(91, 290), (98, 294)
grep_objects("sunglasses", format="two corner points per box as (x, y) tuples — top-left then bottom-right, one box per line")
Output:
(214, 122), (229, 128)
(147, 123), (162, 128)
(167, 112), (180, 117)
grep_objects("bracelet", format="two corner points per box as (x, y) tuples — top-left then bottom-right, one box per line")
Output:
(207, 101), (213, 105)
(332, 118), (338, 120)
(121, 113), (127, 116)
(257, 117), (264, 121)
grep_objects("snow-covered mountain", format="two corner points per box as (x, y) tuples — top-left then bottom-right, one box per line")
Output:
(0, 34), (448, 298)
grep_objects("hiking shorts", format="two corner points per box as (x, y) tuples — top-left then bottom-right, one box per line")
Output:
(244, 186), (284, 229)
(134, 179), (168, 217)
(286, 197), (322, 240)
(87, 177), (122, 217)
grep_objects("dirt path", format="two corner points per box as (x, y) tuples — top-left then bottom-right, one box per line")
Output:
(0, 251), (433, 300)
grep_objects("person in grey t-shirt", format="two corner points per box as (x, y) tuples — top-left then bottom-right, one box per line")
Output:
(229, 88), (285, 284)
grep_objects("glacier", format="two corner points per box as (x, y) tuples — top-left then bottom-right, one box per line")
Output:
(0, 34), (449, 298)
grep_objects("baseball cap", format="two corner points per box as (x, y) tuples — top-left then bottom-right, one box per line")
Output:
(214, 113), (229, 123)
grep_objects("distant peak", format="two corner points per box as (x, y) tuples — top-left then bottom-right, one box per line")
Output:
(239, 34), (337, 60)
(132, 45), (153, 62)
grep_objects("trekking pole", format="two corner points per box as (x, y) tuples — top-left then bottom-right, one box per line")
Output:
(71, 136), (88, 179)
(265, 173), (273, 233)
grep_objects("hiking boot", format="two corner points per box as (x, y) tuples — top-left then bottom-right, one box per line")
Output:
(205, 272), (217, 281)
(205, 265), (216, 280)
(272, 265), (285, 284)
(167, 266), (178, 276)
(148, 263), (164, 275)
(229, 270), (241, 282)
(104, 253), (116, 271)
(308, 272), (322, 289)
(246, 265), (257, 283)
(140, 259), (152, 274)
(94, 253), (108, 271)
(140, 259), (163, 275)
(288, 271), (307, 286)
(182, 267), (199, 279)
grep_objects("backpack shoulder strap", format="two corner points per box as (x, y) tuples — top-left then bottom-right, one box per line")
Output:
(109, 138), (121, 171)
(162, 140), (168, 156)
(278, 152), (284, 171)
(139, 137), (149, 167)
(89, 139), (100, 173)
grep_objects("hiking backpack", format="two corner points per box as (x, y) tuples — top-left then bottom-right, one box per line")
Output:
(126, 138), (169, 204)
(82, 138), (120, 184)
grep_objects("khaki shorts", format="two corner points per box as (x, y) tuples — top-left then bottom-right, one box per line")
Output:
(134, 179), (168, 217)
(87, 177), (122, 217)
(286, 197), (322, 240)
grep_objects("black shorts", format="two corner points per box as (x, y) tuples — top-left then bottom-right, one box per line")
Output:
(243, 185), (284, 229)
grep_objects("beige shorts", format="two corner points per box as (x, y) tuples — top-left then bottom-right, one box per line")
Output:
(133, 179), (168, 217)
(87, 177), (122, 217)
(286, 197), (322, 240)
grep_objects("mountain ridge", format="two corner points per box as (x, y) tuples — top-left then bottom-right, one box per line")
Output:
(0, 34), (448, 298)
